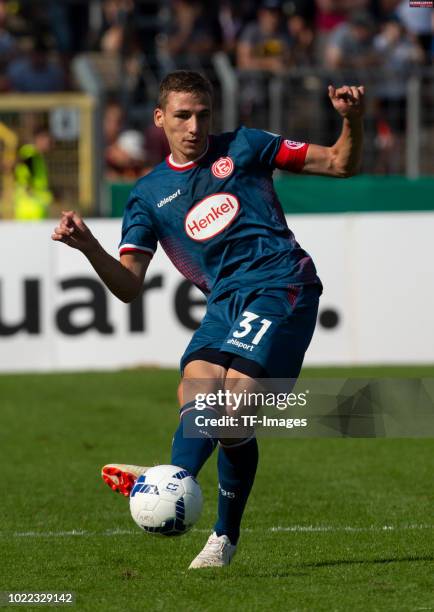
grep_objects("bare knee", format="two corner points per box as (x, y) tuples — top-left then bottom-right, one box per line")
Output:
(223, 368), (261, 417)
(178, 359), (227, 406)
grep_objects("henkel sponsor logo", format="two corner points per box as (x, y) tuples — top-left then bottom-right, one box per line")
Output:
(211, 156), (234, 178)
(284, 140), (306, 150)
(185, 193), (239, 241)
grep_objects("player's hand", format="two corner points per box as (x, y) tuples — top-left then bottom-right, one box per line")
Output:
(51, 211), (99, 255)
(328, 85), (365, 119)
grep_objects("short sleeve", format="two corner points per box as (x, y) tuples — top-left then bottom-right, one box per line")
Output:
(240, 127), (309, 173)
(240, 127), (282, 169)
(118, 189), (157, 257)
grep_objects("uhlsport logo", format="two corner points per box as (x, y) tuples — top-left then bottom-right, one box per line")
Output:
(211, 156), (234, 178)
(185, 193), (239, 241)
(284, 140), (306, 150)
(157, 188), (181, 208)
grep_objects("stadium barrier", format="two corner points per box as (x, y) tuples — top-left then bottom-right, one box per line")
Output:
(108, 176), (434, 217)
(0, 214), (433, 372)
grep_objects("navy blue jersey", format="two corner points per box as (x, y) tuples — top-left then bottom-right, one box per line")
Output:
(119, 127), (321, 300)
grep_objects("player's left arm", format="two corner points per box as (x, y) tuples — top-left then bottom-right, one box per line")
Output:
(301, 85), (365, 178)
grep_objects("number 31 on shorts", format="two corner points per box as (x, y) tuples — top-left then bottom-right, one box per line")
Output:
(233, 311), (272, 345)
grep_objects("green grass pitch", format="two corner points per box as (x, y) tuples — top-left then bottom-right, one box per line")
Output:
(1, 367), (433, 611)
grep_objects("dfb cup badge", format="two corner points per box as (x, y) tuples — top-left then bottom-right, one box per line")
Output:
(284, 140), (305, 150)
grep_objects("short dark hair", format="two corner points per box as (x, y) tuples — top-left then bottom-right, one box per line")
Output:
(157, 71), (213, 109)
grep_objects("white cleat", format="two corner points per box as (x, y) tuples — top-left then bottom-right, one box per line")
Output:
(101, 463), (149, 497)
(189, 532), (237, 569)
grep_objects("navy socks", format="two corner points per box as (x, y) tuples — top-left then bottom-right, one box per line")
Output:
(171, 401), (259, 545)
(170, 401), (218, 477)
(214, 437), (259, 545)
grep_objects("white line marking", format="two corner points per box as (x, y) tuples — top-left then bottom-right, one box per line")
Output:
(270, 524), (434, 533)
(1, 525), (433, 538)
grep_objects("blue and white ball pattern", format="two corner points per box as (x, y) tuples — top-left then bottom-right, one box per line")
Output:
(129, 464), (203, 536)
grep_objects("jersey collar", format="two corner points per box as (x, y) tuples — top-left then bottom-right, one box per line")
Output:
(166, 138), (210, 171)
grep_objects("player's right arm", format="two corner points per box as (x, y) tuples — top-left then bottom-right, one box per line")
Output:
(52, 211), (150, 303)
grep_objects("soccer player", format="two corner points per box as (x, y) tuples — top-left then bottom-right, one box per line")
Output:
(52, 71), (364, 568)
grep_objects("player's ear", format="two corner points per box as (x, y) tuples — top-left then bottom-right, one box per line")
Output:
(154, 107), (164, 128)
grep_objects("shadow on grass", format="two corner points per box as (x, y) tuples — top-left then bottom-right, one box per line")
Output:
(302, 555), (434, 568)
(224, 555), (434, 579)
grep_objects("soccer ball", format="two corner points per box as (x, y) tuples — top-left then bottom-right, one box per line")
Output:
(129, 464), (203, 536)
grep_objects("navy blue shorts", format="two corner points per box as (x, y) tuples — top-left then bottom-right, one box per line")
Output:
(180, 284), (321, 379)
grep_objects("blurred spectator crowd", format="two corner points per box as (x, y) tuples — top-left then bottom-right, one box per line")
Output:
(0, 0), (432, 182)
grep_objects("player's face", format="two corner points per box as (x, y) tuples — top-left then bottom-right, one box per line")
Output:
(154, 91), (211, 164)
